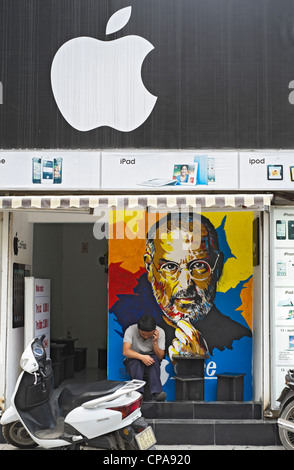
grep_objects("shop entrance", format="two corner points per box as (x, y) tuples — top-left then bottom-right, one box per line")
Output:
(1, 194), (272, 413)
(33, 222), (108, 386)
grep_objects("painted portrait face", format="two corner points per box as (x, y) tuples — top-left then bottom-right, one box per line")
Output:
(144, 216), (223, 324)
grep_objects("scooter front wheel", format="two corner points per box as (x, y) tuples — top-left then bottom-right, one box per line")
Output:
(2, 421), (37, 449)
(279, 401), (294, 450)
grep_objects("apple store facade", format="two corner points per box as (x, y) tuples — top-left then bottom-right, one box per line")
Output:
(0, 183), (291, 446)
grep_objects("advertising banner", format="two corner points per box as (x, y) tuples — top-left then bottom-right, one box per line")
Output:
(240, 151), (294, 190)
(107, 210), (253, 401)
(0, 151), (100, 190)
(2, 149), (294, 192)
(101, 151), (238, 191)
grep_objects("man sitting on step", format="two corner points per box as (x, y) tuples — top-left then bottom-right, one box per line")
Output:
(123, 315), (166, 401)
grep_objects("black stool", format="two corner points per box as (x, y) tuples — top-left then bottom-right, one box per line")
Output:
(174, 376), (204, 401)
(172, 355), (208, 401)
(216, 373), (245, 401)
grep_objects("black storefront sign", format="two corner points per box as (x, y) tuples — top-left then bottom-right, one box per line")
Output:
(0, 0), (294, 149)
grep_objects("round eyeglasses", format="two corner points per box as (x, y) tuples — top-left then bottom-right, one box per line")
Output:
(151, 253), (220, 281)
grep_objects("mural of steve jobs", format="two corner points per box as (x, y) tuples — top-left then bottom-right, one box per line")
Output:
(109, 212), (253, 399)
(143, 213), (252, 357)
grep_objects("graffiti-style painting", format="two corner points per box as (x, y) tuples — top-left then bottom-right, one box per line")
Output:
(108, 211), (253, 401)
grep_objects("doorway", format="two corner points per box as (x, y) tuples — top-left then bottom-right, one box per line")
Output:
(33, 223), (108, 384)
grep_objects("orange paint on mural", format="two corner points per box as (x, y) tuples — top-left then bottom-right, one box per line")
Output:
(108, 210), (165, 273)
(108, 220), (146, 273)
(236, 276), (253, 330)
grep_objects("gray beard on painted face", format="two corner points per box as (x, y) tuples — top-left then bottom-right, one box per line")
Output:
(150, 279), (217, 324)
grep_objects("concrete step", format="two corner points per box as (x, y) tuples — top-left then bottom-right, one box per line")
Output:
(147, 418), (280, 446)
(142, 400), (263, 420)
(1, 402), (280, 447)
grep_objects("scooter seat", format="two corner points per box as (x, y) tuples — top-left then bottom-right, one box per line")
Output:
(58, 380), (125, 412)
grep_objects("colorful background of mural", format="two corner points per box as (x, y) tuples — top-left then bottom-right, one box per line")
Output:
(108, 210), (253, 401)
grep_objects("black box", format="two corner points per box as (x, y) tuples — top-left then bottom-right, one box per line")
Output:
(216, 373), (245, 401)
(173, 356), (206, 377)
(97, 348), (107, 369)
(74, 347), (87, 372)
(175, 376), (204, 401)
(64, 354), (75, 379)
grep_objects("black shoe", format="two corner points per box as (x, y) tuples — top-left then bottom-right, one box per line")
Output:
(152, 391), (166, 401)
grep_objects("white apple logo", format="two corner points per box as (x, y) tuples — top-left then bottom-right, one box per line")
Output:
(51, 6), (157, 132)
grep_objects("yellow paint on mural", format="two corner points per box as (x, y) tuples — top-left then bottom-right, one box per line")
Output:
(205, 212), (253, 292)
(205, 212), (253, 331)
(109, 210), (254, 291)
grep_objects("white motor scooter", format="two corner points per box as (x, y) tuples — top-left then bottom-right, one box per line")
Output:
(1, 335), (156, 450)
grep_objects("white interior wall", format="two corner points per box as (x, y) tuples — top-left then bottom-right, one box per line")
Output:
(262, 210), (271, 408)
(0, 213), (6, 399)
(62, 224), (108, 366)
(33, 223), (108, 368)
(252, 213), (264, 403)
(5, 212), (34, 404)
(33, 224), (64, 336)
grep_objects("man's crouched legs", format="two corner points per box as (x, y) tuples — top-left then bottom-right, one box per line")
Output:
(125, 354), (166, 401)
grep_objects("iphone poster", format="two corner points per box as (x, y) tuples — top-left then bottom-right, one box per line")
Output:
(0, 151), (100, 190)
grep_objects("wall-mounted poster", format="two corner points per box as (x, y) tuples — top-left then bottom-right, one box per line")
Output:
(24, 278), (50, 357)
(13, 263), (31, 328)
(239, 152), (294, 190)
(107, 210), (253, 401)
(0, 151), (100, 191)
(101, 152), (238, 191)
(275, 327), (294, 365)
